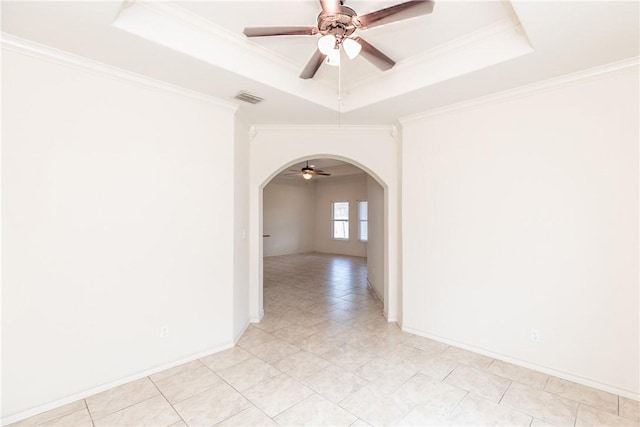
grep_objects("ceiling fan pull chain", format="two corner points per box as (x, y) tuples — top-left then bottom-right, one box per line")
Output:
(338, 50), (342, 127)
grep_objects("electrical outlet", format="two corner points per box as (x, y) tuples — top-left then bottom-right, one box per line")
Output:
(530, 329), (541, 342)
(159, 325), (169, 338)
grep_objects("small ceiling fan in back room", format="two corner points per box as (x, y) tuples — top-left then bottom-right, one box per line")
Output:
(243, 0), (435, 79)
(284, 161), (332, 180)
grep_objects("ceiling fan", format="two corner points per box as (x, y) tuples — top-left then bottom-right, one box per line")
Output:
(284, 161), (332, 180)
(243, 0), (435, 79)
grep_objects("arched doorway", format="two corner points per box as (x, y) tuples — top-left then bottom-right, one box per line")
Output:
(248, 126), (401, 326)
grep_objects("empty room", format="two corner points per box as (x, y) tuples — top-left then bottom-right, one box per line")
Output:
(1, 1), (638, 426)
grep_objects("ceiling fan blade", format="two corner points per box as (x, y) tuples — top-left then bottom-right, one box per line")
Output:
(356, 0), (435, 29)
(243, 26), (319, 37)
(319, 0), (341, 14)
(353, 37), (395, 71)
(315, 172), (332, 176)
(300, 49), (326, 79)
(283, 172), (301, 176)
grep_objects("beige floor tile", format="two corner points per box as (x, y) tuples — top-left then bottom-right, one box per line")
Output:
(274, 394), (357, 426)
(501, 382), (579, 426)
(575, 404), (639, 427)
(397, 405), (452, 427)
(487, 360), (549, 389)
(444, 365), (511, 402)
(40, 408), (93, 427)
(321, 344), (375, 370)
(86, 377), (159, 419)
(401, 346), (458, 380)
(449, 394), (532, 426)
(530, 418), (556, 426)
(217, 357), (280, 391)
(237, 328), (277, 350)
(248, 339), (300, 364)
(377, 343), (420, 363)
(302, 365), (369, 403)
(168, 421), (187, 427)
(287, 313), (330, 328)
(620, 396), (640, 421)
(403, 335), (450, 355)
(214, 406), (277, 426)
(150, 360), (204, 383)
(200, 346), (253, 372)
(397, 372), (467, 410)
(442, 346), (494, 369)
(274, 324), (322, 342)
(545, 377), (618, 414)
(173, 382), (251, 426)
(319, 309), (358, 324)
(274, 351), (331, 380)
(8, 400), (86, 426)
(93, 395), (179, 427)
(348, 419), (371, 426)
(354, 357), (416, 392)
(338, 383), (414, 426)
(291, 333), (345, 355)
(252, 314), (294, 332)
(243, 373), (314, 418)
(153, 364), (223, 404)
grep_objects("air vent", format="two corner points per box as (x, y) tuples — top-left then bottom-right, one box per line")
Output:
(234, 91), (264, 105)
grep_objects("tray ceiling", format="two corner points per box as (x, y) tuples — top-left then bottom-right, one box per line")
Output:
(2, 1), (638, 125)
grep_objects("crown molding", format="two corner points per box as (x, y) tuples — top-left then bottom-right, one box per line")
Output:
(399, 56), (640, 125)
(138, 2), (301, 74)
(1, 33), (239, 112)
(348, 18), (522, 94)
(113, 2), (338, 110)
(251, 124), (396, 134)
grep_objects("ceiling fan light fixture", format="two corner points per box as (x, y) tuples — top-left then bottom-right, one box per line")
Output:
(302, 171), (313, 180)
(326, 48), (340, 67)
(343, 37), (362, 59)
(317, 34), (336, 54)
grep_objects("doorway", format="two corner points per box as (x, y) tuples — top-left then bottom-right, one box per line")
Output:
(261, 158), (385, 315)
(247, 126), (400, 326)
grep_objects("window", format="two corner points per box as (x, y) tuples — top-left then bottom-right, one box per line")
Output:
(358, 201), (368, 242)
(332, 201), (349, 240)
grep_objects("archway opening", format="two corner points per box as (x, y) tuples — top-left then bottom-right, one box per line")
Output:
(261, 157), (386, 323)
(250, 153), (398, 323)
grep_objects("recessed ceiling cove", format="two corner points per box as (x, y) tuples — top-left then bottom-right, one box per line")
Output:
(112, 0), (532, 112)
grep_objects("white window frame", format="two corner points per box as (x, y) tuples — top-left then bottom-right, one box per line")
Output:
(332, 201), (349, 241)
(358, 200), (368, 242)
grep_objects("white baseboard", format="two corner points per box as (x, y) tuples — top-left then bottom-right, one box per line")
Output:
(402, 326), (640, 401)
(1, 341), (235, 426)
(234, 321), (250, 343)
(368, 279), (396, 324)
(366, 278), (384, 303)
(249, 309), (265, 323)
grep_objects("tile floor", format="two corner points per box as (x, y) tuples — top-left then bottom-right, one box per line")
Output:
(10, 253), (640, 426)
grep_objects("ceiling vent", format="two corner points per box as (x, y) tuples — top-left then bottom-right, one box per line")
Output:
(234, 91), (264, 104)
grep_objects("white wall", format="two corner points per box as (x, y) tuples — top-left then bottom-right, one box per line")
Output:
(366, 176), (384, 300)
(263, 178), (316, 257)
(249, 126), (399, 322)
(1, 49), (239, 419)
(233, 115), (251, 341)
(314, 175), (367, 257)
(401, 69), (639, 396)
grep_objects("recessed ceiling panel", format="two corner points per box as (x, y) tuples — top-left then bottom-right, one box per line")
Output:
(113, 0), (531, 111)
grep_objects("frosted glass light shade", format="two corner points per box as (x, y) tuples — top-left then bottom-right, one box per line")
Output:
(302, 172), (313, 180)
(326, 48), (340, 67)
(343, 38), (362, 59)
(317, 34), (336, 54)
